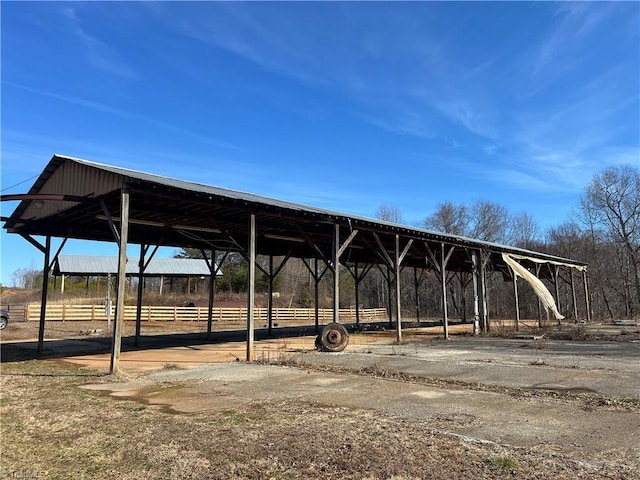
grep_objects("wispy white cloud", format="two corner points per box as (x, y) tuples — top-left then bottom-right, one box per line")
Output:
(59, 5), (138, 80)
(532, 2), (615, 76)
(4, 82), (238, 151)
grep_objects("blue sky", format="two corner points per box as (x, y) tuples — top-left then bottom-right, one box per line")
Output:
(1, 1), (639, 286)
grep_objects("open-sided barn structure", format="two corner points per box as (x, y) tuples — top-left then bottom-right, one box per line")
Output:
(2, 155), (590, 372)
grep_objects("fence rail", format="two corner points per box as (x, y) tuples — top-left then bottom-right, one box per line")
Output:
(24, 304), (388, 323)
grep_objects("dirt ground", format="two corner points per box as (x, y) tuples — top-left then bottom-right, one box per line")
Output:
(1, 320), (639, 479)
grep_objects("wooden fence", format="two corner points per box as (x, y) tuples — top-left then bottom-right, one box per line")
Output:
(24, 304), (388, 323)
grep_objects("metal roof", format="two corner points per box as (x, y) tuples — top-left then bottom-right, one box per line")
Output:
(53, 255), (220, 277)
(3, 154), (587, 276)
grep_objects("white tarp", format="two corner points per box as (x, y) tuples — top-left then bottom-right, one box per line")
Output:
(505, 252), (586, 272)
(502, 253), (565, 320)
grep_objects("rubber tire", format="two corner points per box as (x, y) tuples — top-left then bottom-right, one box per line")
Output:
(0, 316), (7, 330)
(318, 323), (349, 352)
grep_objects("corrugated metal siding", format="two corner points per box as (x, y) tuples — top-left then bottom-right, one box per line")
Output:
(57, 255), (119, 274)
(144, 258), (212, 276)
(55, 255), (218, 276)
(20, 160), (123, 220)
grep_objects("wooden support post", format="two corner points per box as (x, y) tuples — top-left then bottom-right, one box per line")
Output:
(354, 262), (360, 326)
(333, 224), (340, 324)
(37, 236), (51, 354)
(552, 265), (561, 325)
(395, 234), (402, 343)
(414, 267), (420, 323)
(246, 214), (256, 362)
(441, 243), (449, 340)
(207, 249), (216, 339)
(110, 185), (130, 375)
(463, 273), (470, 322)
(387, 265), (393, 327)
(135, 244), (146, 347)
(471, 251), (480, 334)
(268, 255), (274, 335)
(314, 259), (320, 332)
(479, 252), (488, 333)
(60, 274), (65, 294)
(159, 275), (164, 296)
(513, 273), (520, 332)
(302, 257), (327, 333)
(570, 268), (578, 322)
(583, 270), (592, 323)
(535, 264), (542, 328)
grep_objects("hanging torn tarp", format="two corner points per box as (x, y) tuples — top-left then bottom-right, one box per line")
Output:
(502, 253), (565, 321)
(504, 252), (587, 272)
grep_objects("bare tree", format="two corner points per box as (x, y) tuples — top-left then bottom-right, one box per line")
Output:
(509, 211), (541, 248)
(423, 201), (469, 235)
(11, 267), (41, 289)
(375, 203), (404, 224)
(579, 164), (640, 316)
(470, 199), (509, 243)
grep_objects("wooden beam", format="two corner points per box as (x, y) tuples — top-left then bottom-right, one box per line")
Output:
(373, 232), (393, 267)
(399, 239), (414, 264)
(395, 235), (402, 343)
(246, 214), (256, 361)
(414, 267), (421, 322)
(207, 249), (216, 339)
(471, 251), (480, 334)
(135, 244), (148, 346)
(333, 223), (340, 324)
(110, 185), (130, 374)
(513, 273), (520, 332)
(583, 270), (592, 323)
(570, 268), (578, 322)
(337, 229), (359, 258)
(441, 243), (449, 340)
(37, 236), (51, 354)
(99, 198), (120, 244)
(19, 233), (46, 254)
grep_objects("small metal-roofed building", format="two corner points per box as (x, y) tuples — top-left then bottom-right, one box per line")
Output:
(52, 255), (222, 294)
(2, 154), (590, 373)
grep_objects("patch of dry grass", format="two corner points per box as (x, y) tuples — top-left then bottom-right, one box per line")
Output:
(1, 360), (635, 479)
